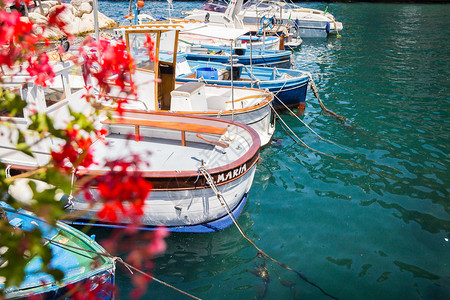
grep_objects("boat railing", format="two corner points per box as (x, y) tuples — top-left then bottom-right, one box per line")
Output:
(102, 117), (229, 148)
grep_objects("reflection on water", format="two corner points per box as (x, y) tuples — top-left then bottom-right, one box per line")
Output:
(94, 1), (450, 299)
(374, 199), (450, 235)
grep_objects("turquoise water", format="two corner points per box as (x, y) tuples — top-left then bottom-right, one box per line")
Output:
(97, 1), (450, 299)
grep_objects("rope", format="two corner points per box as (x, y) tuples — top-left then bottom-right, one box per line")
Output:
(271, 93), (356, 154)
(45, 238), (202, 300)
(270, 103), (336, 158)
(2, 206), (201, 300)
(306, 74), (365, 132)
(306, 73), (345, 121)
(198, 166), (338, 300)
(332, 18), (342, 38)
(272, 80), (288, 97)
(272, 104), (401, 178)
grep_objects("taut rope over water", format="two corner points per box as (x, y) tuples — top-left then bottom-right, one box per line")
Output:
(198, 166), (338, 300)
(306, 73), (365, 133)
(272, 93), (357, 154)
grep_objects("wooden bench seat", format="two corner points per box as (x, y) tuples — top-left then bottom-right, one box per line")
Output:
(102, 118), (228, 147)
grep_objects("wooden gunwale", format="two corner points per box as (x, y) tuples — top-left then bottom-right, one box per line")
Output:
(102, 117), (227, 145)
(76, 112), (261, 190)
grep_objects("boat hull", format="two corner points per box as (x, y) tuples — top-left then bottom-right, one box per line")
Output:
(185, 51), (292, 68)
(177, 98), (274, 147)
(0, 203), (115, 300)
(176, 62), (309, 110)
(67, 161), (258, 230)
(178, 77), (307, 109)
(66, 192), (249, 233)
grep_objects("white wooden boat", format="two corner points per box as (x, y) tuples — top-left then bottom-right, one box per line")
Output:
(72, 110), (261, 232)
(112, 22), (276, 146)
(182, 0), (282, 50)
(240, 0), (343, 38)
(0, 61), (261, 233)
(182, 0), (301, 50)
(186, 0), (343, 38)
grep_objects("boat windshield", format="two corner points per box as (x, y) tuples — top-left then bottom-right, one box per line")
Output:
(200, 0), (228, 13)
(129, 33), (157, 71)
(242, 0), (282, 10)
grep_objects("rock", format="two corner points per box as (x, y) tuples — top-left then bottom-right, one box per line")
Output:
(42, 27), (65, 40)
(48, 4), (77, 34)
(75, 2), (92, 17)
(38, 1), (55, 15)
(28, 12), (47, 25)
(98, 12), (118, 28)
(44, 1), (59, 7)
(26, 1), (117, 38)
(65, 3), (76, 15)
(81, 12), (118, 30)
(70, 0), (93, 9)
(76, 16), (92, 34)
(33, 24), (43, 35)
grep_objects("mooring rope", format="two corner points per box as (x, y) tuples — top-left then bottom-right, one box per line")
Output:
(306, 73), (370, 136)
(272, 79), (288, 97)
(198, 166), (338, 300)
(44, 237), (202, 300)
(331, 19), (342, 39)
(271, 93), (356, 154)
(1, 207), (201, 300)
(270, 103), (338, 159)
(273, 105), (403, 181)
(306, 73), (348, 122)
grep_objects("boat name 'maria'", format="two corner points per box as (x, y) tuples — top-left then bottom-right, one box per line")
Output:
(216, 164), (247, 183)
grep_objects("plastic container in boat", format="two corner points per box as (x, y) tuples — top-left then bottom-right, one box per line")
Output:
(196, 67), (219, 80)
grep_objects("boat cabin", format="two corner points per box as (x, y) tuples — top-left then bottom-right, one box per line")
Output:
(117, 22), (252, 112)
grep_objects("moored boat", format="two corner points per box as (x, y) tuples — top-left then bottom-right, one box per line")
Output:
(0, 202), (115, 299)
(183, 44), (292, 68)
(0, 59), (261, 232)
(183, 0), (302, 50)
(240, 0), (343, 38)
(175, 58), (310, 110)
(69, 110), (261, 232)
(114, 22), (276, 146)
(185, 0), (343, 39)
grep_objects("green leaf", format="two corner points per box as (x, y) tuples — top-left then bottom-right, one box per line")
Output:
(69, 107), (96, 133)
(28, 113), (66, 140)
(0, 88), (26, 117)
(36, 168), (72, 195)
(15, 142), (35, 157)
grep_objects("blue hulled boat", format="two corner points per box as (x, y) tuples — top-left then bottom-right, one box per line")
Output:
(176, 59), (310, 109)
(183, 44), (293, 69)
(0, 202), (115, 299)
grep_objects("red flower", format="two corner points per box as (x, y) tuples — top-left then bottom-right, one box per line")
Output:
(91, 156), (152, 223)
(76, 37), (138, 115)
(26, 53), (55, 86)
(50, 128), (95, 172)
(47, 5), (70, 36)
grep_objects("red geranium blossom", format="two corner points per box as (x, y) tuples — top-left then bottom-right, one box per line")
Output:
(88, 155), (152, 222)
(51, 128), (95, 172)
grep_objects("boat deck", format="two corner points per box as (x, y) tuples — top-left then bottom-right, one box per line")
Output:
(90, 133), (244, 172)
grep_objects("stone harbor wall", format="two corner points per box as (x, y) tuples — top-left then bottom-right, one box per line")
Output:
(27, 0), (117, 39)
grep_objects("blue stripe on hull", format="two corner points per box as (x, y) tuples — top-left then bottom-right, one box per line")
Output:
(176, 77), (308, 109)
(185, 54), (291, 69)
(64, 193), (249, 233)
(270, 83), (308, 109)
